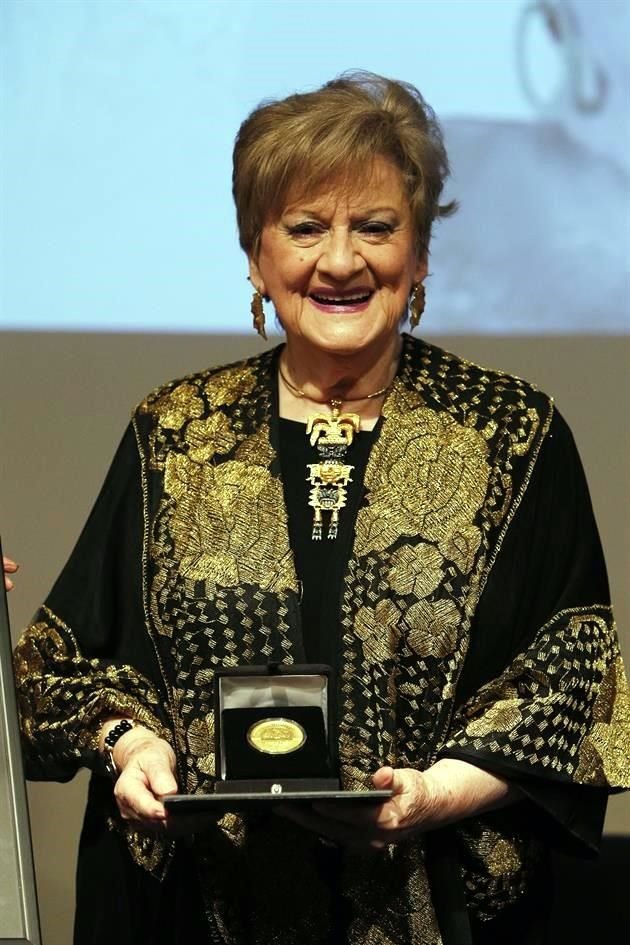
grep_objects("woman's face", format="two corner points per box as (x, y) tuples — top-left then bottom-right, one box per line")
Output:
(248, 156), (427, 359)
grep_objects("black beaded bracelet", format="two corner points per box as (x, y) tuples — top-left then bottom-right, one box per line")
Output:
(104, 718), (135, 749)
(102, 719), (135, 779)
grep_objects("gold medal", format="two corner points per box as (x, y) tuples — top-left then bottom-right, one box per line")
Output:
(247, 718), (307, 755)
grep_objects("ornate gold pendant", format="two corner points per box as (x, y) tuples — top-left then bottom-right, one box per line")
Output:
(306, 461), (354, 540)
(304, 400), (360, 540)
(306, 400), (361, 448)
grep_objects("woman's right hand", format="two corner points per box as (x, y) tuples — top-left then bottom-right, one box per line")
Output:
(102, 723), (178, 830)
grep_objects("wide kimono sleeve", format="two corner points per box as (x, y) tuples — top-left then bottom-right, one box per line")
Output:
(442, 409), (630, 851)
(13, 424), (170, 781)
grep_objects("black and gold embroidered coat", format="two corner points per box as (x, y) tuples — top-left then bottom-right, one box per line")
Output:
(15, 336), (630, 945)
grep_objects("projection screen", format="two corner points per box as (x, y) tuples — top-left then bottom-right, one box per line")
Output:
(1, 0), (628, 336)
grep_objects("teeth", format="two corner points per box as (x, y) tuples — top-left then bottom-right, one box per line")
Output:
(312, 293), (371, 304)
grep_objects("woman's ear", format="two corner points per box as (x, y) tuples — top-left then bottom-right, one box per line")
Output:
(248, 255), (266, 298)
(414, 251), (429, 284)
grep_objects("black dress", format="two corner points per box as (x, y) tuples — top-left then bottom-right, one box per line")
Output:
(278, 413), (609, 945)
(14, 337), (628, 945)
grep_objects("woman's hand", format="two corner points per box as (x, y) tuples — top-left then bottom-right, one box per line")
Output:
(100, 722), (178, 831)
(283, 758), (516, 849)
(283, 765), (437, 849)
(3, 556), (19, 591)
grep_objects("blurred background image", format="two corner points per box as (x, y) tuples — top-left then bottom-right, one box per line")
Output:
(2, 0), (628, 334)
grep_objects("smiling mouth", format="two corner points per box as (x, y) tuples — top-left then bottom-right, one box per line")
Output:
(309, 291), (373, 306)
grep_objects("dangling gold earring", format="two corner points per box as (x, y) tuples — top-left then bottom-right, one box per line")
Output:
(251, 289), (268, 340)
(409, 282), (425, 330)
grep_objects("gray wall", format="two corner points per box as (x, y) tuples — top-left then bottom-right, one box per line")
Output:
(1, 331), (628, 945)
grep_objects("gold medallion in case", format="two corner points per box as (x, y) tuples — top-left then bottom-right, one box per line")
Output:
(247, 718), (307, 755)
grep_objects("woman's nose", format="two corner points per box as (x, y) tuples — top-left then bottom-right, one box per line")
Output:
(316, 229), (364, 280)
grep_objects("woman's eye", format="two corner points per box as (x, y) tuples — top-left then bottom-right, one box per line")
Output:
(357, 221), (394, 237)
(287, 222), (324, 238)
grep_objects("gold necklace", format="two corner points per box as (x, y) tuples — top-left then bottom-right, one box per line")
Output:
(278, 363), (391, 541)
(278, 363), (390, 406)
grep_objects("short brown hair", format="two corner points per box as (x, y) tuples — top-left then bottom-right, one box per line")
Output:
(233, 71), (456, 258)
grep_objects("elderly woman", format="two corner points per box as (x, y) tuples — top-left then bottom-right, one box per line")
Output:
(14, 73), (629, 945)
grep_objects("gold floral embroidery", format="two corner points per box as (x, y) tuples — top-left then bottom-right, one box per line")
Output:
(485, 838), (523, 878)
(164, 453), (296, 594)
(345, 844), (444, 945)
(465, 699), (524, 737)
(205, 365), (256, 408)
(13, 621), (62, 677)
(404, 598), (460, 659)
(451, 607), (630, 789)
(185, 412), (237, 464)
(235, 424), (275, 466)
(356, 396), (491, 556)
(15, 610), (168, 754)
(217, 811), (247, 845)
(458, 818), (538, 922)
(148, 381), (204, 430)
(187, 715), (215, 776)
(354, 599), (402, 664)
(439, 524), (482, 573)
(406, 868), (443, 945)
(388, 543), (445, 598)
(576, 656), (630, 785)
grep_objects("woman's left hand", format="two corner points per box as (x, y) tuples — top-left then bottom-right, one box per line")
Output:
(282, 759), (515, 849)
(283, 766), (437, 849)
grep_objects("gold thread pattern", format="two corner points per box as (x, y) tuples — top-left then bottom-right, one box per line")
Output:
(185, 412), (237, 464)
(186, 715), (216, 776)
(464, 698), (524, 737)
(13, 608), (172, 875)
(449, 607), (630, 788)
(354, 599), (403, 665)
(388, 543), (446, 598)
(163, 452), (296, 595)
(14, 609), (169, 756)
(438, 525), (482, 574)
(575, 655), (630, 784)
(485, 837), (523, 878)
(145, 381), (204, 431)
(204, 364), (257, 409)
(235, 423), (275, 466)
(355, 393), (491, 555)
(404, 598), (461, 659)
(456, 814), (541, 921)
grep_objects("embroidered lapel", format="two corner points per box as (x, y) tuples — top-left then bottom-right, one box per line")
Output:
(336, 335), (551, 787)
